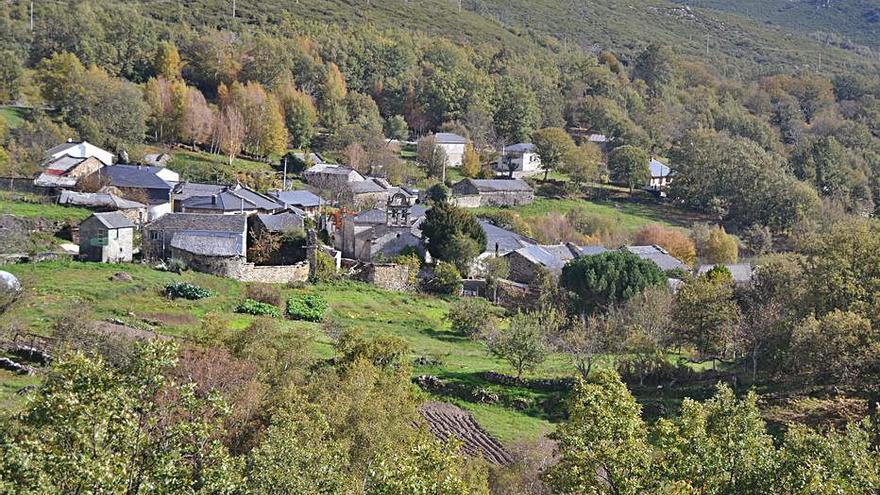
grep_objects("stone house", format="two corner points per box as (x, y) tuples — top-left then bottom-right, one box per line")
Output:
(495, 143), (542, 178)
(96, 165), (174, 220)
(178, 184), (283, 215)
(34, 155), (105, 189)
(78, 211), (135, 263)
(434, 133), (468, 168)
(46, 140), (114, 166)
(303, 163), (365, 192)
(451, 179), (534, 208)
(142, 213), (247, 261)
(504, 244), (607, 283)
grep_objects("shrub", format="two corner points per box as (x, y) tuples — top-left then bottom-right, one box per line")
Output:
(633, 224), (696, 266)
(235, 299), (281, 317)
(311, 250), (337, 283)
(392, 251), (422, 288)
(165, 282), (212, 300)
(428, 262), (462, 295)
(246, 283), (282, 307)
(286, 294), (328, 322)
(166, 258), (187, 274)
(447, 297), (495, 338)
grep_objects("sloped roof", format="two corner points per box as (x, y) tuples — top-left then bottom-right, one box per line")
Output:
(513, 245), (568, 270)
(46, 141), (113, 165)
(649, 158), (671, 178)
(146, 213), (246, 233)
(170, 233), (241, 257)
(92, 211), (135, 229)
(479, 219), (537, 255)
(579, 245), (609, 256)
(460, 179), (533, 193)
(353, 208), (387, 224)
(230, 185), (282, 210)
(435, 132), (467, 144)
(697, 263), (753, 283)
(624, 245), (686, 271)
(270, 190), (323, 208)
(44, 155), (87, 173)
(60, 190), (145, 209)
(100, 165), (172, 190)
(349, 180), (387, 194)
(256, 212), (304, 233)
(34, 173), (78, 188)
(505, 143), (536, 153)
(171, 182), (227, 201)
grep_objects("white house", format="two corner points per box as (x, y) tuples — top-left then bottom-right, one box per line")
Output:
(434, 133), (468, 168)
(46, 140), (114, 166)
(648, 158), (672, 192)
(495, 143), (542, 177)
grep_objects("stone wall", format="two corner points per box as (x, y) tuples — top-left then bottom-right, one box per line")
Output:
(359, 263), (410, 291)
(170, 247), (310, 283)
(452, 195), (483, 208)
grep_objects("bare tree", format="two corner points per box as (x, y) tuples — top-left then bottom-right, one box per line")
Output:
(217, 106), (245, 166)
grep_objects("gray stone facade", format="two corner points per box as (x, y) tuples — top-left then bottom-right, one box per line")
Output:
(358, 263), (411, 291)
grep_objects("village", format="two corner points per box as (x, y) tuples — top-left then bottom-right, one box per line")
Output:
(1, 135), (750, 297)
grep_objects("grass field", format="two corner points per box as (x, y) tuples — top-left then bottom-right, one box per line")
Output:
(474, 197), (710, 233)
(1, 261), (564, 439)
(0, 192), (92, 223)
(0, 106), (28, 129)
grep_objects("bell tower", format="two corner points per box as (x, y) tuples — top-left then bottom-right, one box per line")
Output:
(386, 192), (411, 227)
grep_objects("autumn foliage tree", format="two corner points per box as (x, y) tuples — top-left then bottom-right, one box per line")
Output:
(633, 224), (696, 266)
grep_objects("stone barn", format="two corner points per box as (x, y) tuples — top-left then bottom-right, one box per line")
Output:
(452, 179), (534, 208)
(78, 212), (135, 263)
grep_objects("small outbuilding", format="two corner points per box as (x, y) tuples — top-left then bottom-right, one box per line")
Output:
(452, 178), (534, 208)
(78, 212), (135, 263)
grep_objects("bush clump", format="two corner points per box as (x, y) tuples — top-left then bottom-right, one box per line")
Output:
(165, 282), (212, 300)
(428, 261), (462, 295)
(286, 294), (328, 322)
(235, 299), (281, 317)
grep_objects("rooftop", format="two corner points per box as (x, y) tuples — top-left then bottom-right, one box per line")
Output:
(60, 190), (145, 210)
(435, 132), (468, 144)
(649, 158), (671, 178)
(146, 213), (247, 233)
(99, 165), (172, 190)
(92, 211), (135, 230)
(624, 245), (687, 271)
(256, 212), (305, 233)
(479, 219), (537, 255)
(505, 143), (536, 154)
(270, 190), (323, 208)
(170, 232), (242, 257)
(459, 178), (533, 193)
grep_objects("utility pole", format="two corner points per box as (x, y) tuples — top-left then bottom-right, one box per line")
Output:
(30, 2), (34, 31)
(282, 156), (288, 190)
(232, 0), (236, 19)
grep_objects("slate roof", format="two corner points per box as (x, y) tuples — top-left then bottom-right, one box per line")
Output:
(291, 152), (325, 164)
(181, 185), (281, 212)
(349, 180), (387, 194)
(513, 245), (568, 270)
(479, 219), (537, 255)
(256, 212), (305, 233)
(92, 211), (135, 229)
(697, 263), (753, 284)
(170, 233), (241, 257)
(306, 163), (358, 176)
(435, 132), (467, 144)
(505, 143), (536, 154)
(462, 179), (533, 193)
(624, 245), (687, 271)
(353, 208), (387, 224)
(146, 213), (247, 233)
(100, 165), (172, 190)
(649, 158), (671, 178)
(270, 190), (323, 208)
(579, 245), (610, 256)
(44, 155), (86, 173)
(171, 182), (227, 201)
(59, 190), (145, 209)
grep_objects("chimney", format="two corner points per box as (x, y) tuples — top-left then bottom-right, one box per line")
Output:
(211, 194), (217, 205)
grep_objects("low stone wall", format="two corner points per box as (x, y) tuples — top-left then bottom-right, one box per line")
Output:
(171, 247), (309, 283)
(452, 195), (482, 208)
(235, 261), (309, 283)
(0, 177), (45, 195)
(359, 263), (410, 291)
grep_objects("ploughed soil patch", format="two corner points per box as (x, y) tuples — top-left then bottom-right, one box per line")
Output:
(94, 321), (170, 341)
(420, 401), (513, 465)
(138, 312), (199, 327)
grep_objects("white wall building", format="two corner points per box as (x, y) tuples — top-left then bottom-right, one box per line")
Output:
(434, 133), (468, 168)
(495, 143), (542, 177)
(46, 140), (114, 166)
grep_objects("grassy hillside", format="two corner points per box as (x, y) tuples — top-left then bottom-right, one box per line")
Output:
(675, 0), (880, 50)
(130, 0), (879, 78)
(1, 261), (561, 441)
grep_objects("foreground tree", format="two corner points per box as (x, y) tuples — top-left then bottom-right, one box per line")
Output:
(421, 202), (487, 273)
(532, 127), (576, 181)
(486, 311), (551, 378)
(545, 370), (654, 494)
(561, 251), (666, 315)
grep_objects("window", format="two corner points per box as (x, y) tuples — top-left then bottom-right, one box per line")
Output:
(149, 231), (159, 240)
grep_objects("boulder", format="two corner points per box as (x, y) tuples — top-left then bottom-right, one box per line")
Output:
(110, 272), (133, 282)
